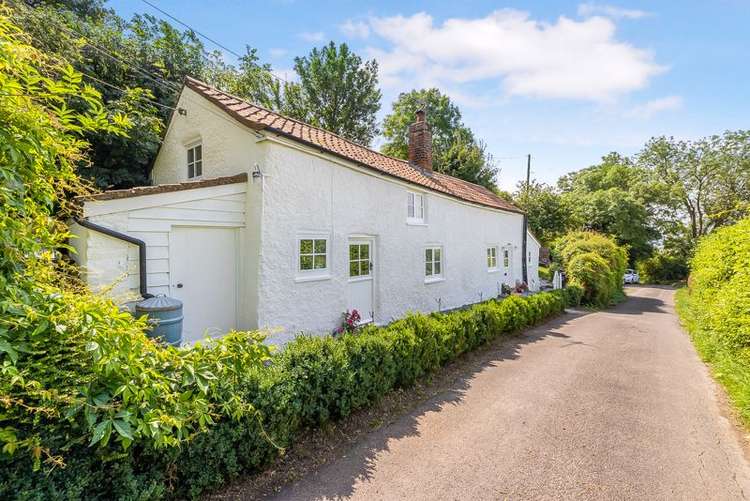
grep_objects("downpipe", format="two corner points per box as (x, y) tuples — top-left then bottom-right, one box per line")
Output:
(74, 218), (153, 299)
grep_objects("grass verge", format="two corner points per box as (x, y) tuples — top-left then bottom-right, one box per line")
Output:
(675, 288), (750, 427)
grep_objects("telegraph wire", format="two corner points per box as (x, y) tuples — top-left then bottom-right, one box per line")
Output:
(139, 0), (291, 85)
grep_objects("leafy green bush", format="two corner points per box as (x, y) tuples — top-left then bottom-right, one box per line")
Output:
(538, 265), (552, 281)
(636, 250), (689, 284)
(554, 231), (626, 307)
(676, 217), (750, 426)
(3, 288), (579, 499)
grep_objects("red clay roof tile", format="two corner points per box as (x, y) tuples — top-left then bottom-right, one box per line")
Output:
(184, 77), (522, 214)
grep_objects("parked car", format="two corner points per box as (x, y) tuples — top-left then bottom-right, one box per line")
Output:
(623, 269), (640, 284)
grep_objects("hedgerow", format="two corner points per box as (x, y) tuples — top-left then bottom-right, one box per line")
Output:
(2, 286), (582, 499)
(676, 217), (750, 425)
(554, 231), (627, 307)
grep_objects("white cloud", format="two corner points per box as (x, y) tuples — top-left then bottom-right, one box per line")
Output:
(577, 3), (651, 20)
(363, 10), (665, 102)
(625, 95), (683, 118)
(299, 31), (326, 43)
(340, 19), (370, 39)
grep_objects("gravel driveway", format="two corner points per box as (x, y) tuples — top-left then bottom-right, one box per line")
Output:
(269, 286), (750, 500)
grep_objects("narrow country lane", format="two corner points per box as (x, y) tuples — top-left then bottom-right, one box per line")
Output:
(269, 287), (750, 500)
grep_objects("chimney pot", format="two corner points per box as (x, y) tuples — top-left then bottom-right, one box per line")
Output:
(408, 110), (433, 173)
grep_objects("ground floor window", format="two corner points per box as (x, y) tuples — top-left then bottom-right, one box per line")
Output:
(299, 237), (327, 272)
(487, 246), (498, 270)
(425, 246), (443, 279)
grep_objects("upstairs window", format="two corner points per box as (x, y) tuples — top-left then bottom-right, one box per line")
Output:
(187, 143), (202, 179)
(425, 246), (443, 279)
(299, 238), (328, 272)
(487, 246), (498, 270)
(407, 192), (425, 223)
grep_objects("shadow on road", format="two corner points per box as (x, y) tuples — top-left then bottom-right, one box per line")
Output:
(264, 310), (590, 501)
(615, 287), (672, 315)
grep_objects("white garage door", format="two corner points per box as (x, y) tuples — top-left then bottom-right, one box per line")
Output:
(170, 226), (238, 344)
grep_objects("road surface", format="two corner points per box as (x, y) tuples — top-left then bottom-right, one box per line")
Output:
(271, 286), (750, 500)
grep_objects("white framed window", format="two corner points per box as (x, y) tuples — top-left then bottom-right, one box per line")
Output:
(425, 246), (443, 280)
(298, 237), (328, 273)
(503, 249), (510, 268)
(528, 251), (532, 264)
(487, 246), (498, 270)
(187, 142), (203, 179)
(407, 191), (425, 224)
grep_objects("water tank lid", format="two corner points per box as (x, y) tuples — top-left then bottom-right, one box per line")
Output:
(136, 295), (182, 312)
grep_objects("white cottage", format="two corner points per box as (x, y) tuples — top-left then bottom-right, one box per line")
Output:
(71, 77), (537, 345)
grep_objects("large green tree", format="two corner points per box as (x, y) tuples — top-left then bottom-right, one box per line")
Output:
(512, 180), (570, 244)
(638, 131), (750, 243)
(381, 88), (498, 189)
(556, 153), (661, 264)
(282, 42), (381, 145)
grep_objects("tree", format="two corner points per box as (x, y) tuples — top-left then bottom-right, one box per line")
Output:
(638, 132), (750, 248)
(381, 88), (498, 189)
(382, 88), (462, 162)
(11, 2), (280, 189)
(441, 128), (498, 190)
(282, 42), (381, 145)
(557, 153), (660, 264)
(512, 180), (570, 243)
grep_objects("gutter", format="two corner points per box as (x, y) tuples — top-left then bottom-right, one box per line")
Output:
(74, 218), (153, 299)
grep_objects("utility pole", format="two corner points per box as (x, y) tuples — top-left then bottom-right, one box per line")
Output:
(521, 154), (531, 285)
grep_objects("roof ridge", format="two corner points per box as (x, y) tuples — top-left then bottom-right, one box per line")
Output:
(184, 76), (411, 168)
(182, 77), (523, 214)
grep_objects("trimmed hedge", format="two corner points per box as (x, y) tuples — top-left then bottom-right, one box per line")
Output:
(2, 288), (581, 499)
(677, 218), (750, 426)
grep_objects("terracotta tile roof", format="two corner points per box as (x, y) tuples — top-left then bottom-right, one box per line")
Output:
(184, 77), (523, 214)
(84, 173), (248, 201)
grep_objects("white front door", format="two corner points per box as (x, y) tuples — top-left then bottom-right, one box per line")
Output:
(170, 226), (238, 344)
(347, 238), (374, 323)
(502, 246), (514, 286)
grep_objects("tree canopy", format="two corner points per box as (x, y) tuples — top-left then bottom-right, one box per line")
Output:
(282, 42), (381, 145)
(381, 88), (498, 190)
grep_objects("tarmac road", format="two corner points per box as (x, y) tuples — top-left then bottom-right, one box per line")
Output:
(270, 286), (750, 500)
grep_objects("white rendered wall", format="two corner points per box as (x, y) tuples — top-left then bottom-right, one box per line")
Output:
(257, 137), (527, 344)
(151, 87), (262, 185)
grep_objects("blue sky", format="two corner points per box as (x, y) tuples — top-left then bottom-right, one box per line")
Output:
(110, 0), (750, 191)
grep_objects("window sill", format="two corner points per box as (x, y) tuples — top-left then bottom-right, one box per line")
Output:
(294, 274), (331, 283)
(348, 276), (373, 283)
(424, 276), (445, 284)
(406, 220), (427, 226)
(487, 268), (500, 274)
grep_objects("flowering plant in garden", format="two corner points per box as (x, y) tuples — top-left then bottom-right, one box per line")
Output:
(335, 309), (361, 335)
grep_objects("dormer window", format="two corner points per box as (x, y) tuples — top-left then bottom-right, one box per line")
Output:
(187, 143), (202, 179)
(407, 191), (425, 224)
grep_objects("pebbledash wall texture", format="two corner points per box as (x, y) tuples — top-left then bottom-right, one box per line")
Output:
(75, 85), (535, 345)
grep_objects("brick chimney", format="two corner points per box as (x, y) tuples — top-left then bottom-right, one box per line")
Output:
(408, 109), (432, 173)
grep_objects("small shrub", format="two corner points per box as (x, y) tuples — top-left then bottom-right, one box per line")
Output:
(554, 231), (626, 307)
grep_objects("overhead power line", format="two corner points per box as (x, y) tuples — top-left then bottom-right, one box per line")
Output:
(139, 0), (291, 85)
